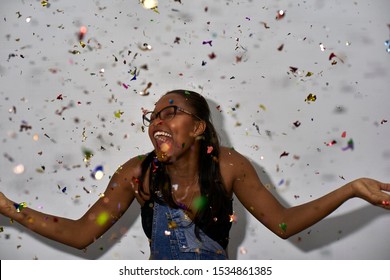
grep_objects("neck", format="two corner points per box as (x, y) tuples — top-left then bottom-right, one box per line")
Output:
(165, 143), (200, 181)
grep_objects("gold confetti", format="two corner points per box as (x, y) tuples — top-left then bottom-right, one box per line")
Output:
(305, 93), (317, 103)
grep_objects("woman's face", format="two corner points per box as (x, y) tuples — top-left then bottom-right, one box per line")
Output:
(147, 93), (202, 163)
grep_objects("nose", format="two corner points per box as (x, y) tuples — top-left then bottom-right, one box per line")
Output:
(152, 119), (163, 126)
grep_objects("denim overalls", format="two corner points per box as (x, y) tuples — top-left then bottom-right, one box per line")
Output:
(149, 200), (228, 260)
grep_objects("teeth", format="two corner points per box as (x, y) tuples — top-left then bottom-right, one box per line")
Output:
(154, 131), (172, 139)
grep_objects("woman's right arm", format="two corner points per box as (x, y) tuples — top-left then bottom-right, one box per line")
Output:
(0, 156), (143, 249)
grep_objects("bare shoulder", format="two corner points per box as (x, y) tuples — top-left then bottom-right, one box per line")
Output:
(108, 154), (146, 188)
(219, 146), (251, 194)
(117, 154), (145, 176)
(219, 146), (249, 166)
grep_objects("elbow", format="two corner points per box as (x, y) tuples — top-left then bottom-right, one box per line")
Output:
(71, 238), (94, 250)
(274, 228), (294, 240)
(278, 233), (291, 240)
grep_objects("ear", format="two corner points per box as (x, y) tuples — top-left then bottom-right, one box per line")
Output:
(193, 120), (206, 137)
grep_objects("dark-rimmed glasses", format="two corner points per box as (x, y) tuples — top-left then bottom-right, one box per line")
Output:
(142, 105), (201, 127)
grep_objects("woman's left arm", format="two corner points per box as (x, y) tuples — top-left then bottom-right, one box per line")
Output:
(228, 150), (390, 239)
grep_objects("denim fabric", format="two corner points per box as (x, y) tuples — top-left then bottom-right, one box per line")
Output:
(149, 200), (228, 260)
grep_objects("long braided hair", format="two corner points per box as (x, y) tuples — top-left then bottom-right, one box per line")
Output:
(138, 89), (232, 244)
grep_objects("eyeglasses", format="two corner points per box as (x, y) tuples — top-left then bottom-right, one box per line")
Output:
(142, 105), (201, 127)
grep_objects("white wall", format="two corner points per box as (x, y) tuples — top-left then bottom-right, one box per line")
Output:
(0, 0), (389, 260)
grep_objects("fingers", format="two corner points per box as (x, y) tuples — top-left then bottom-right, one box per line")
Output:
(379, 182), (390, 192)
(381, 200), (390, 206)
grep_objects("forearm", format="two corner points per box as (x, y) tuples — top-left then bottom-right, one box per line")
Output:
(277, 183), (355, 238)
(6, 201), (89, 249)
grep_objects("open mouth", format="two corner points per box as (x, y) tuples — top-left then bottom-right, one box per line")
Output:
(154, 131), (172, 141)
(153, 131), (173, 152)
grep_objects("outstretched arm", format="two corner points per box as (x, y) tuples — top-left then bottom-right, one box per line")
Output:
(0, 156), (143, 249)
(228, 150), (390, 239)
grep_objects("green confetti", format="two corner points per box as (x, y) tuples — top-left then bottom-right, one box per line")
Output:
(14, 202), (27, 213)
(192, 196), (208, 211)
(279, 222), (287, 233)
(82, 147), (94, 162)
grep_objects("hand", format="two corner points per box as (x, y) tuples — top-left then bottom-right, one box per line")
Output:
(351, 178), (390, 209)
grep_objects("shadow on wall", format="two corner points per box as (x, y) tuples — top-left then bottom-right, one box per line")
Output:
(209, 98), (390, 259)
(1, 97), (388, 260)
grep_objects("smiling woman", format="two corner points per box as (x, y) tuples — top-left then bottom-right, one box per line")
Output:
(0, 89), (389, 260)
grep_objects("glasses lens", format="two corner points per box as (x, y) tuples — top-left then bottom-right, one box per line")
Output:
(142, 106), (177, 127)
(159, 106), (177, 121)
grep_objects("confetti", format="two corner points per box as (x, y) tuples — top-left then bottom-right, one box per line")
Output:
(229, 213), (238, 223)
(280, 151), (289, 158)
(82, 148), (94, 162)
(342, 139), (354, 151)
(239, 247), (247, 254)
(139, 82), (152, 96)
(192, 196), (207, 211)
(293, 121), (301, 127)
(91, 165), (104, 180)
(275, 10), (286, 20)
(208, 52), (216, 59)
(207, 146), (214, 154)
(261, 22), (270, 29)
(329, 52), (344, 64)
(168, 221), (177, 229)
(279, 222), (287, 233)
(259, 104), (267, 111)
(140, 0), (159, 13)
(96, 212), (109, 226)
(305, 93), (317, 103)
(13, 164), (25, 174)
(325, 140), (337, 147)
(114, 110), (124, 118)
(139, 43), (153, 51)
(83, 187), (91, 194)
(129, 67), (138, 81)
(41, 1), (49, 7)
(78, 26), (87, 40)
(385, 40), (390, 53)
(14, 202), (27, 213)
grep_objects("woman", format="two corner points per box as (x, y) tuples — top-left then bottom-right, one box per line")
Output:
(0, 89), (389, 259)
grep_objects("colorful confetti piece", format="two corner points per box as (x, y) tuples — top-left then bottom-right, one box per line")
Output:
(96, 212), (109, 226)
(279, 222), (287, 233)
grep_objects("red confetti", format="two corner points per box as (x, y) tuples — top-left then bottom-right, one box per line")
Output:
(275, 10), (286, 20)
(208, 52), (216, 59)
(325, 140), (337, 146)
(78, 26), (87, 40)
